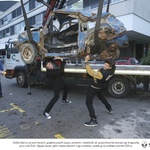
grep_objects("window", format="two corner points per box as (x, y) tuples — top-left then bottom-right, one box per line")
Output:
(10, 26), (14, 35)
(14, 24), (20, 34)
(5, 28), (10, 37)
(24, 2), (29, 13)
(20, 21), (25, 29)
(112, 0), (123, 3)
(35, 0), (42, 7)
(35, 13), (43, 28)
(11, 7), (22, 20)
(83, 0), (124, 10)
(91, 0), (100, 9)
(67, 5), (72, 9)
(16, 7), (22, 16)
(83, 0), (89, 9)
(14, 22), (25, 34)
(72, 0), (83, 9)
(1, 30), (4, 38)
(0, 31), (2, 39)
(29, 0), (35, 11)
(7, 13), (12, 22)
(104, 0), (124, 5)
(0, 19), (3, 26)
(29, 16), (35, 26)
(67, 0), (79, 5)
(12, 10), (17, 19)
(83, 0), (101, 10)
(104, 0), (109, 5)
(3, 16), (7, 24)
(67, 0), (83, 9)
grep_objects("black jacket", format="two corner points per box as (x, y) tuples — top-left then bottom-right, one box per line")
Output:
(93, 65), (116, 89)
(46, 60), (66, 90)
(86, 63), (116, 89)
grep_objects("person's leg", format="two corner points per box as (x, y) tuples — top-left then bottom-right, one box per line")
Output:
(97, 90), (112, 113)
(86, 87), (97, 119)
(0, 81), (2, 97)
(62, 82), (71, 104)
(84, 86), (98, 126)
(44, 89), (59, 113)
(62, 83), (69, 100)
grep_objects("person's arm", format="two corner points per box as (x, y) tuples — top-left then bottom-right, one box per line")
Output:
(54, 56), (66, 73)
(85, 64), (103, 79)
(111, 64), (116, 74)
(85, 55), (103, 79)
(0, 61), (4, 71)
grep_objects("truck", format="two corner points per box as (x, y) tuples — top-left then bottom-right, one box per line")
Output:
(3, 0), (150, 98)
(4, 38), (150, 98)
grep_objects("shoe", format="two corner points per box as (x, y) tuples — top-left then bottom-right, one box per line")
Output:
(107, 108), (113, 114)
(43, 112), (51, 119)
(62, 100), (71, 104)
(84, 118), (98, 127)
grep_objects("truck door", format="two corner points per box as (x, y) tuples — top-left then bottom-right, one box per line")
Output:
(4, 42), (25, 70)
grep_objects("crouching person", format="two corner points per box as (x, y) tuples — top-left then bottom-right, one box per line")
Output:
(43, 56), (71, 119)
(84, 55), (116, 126)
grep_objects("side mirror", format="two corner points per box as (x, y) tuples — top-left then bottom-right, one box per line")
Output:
(5, 43), (8, 49)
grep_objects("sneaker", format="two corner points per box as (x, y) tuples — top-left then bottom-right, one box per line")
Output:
(62, 100), (71, 104)
(84, 119), (98, 127)
(43, 112), (51, 119)
(108, 108), (113, 114)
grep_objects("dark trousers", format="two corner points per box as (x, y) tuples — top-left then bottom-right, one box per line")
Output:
(86, 86), (111, 119)
(0, 79), (2, 96)
(44, 84), (69, 113)
(143, 76), (149, 92)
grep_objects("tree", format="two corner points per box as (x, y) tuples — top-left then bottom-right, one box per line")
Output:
(141, 46), (150, 65)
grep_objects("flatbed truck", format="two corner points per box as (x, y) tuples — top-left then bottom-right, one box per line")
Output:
(4, 43), (150, 98)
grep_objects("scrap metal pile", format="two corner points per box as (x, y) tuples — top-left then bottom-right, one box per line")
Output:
(17, 9), (128, 64)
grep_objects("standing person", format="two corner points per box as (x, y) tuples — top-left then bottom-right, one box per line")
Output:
(84, 55), (116, 126)
(43, 56), (71, 119)
(0, 60), (4, 98)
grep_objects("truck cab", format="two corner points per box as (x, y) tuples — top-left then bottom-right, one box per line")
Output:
(4, 40), (27, 87)
(4, 40), (25, 73)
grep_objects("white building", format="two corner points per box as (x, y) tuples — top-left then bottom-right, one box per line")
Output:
(0, 0), (150, 60)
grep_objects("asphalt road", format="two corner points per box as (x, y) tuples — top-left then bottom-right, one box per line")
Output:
(0, 76), (150, 139)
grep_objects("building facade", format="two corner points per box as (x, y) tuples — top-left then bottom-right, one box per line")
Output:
(0, 0), (150, 61)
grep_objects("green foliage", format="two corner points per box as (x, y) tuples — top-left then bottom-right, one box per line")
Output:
(141, 48), (150, 65)
(141, 57), (150, 65)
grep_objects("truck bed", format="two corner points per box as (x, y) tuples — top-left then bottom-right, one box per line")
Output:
(41, 62), (150, 76)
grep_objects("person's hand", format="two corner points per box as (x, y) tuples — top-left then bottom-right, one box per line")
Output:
(0, 71), (6, 76)
(85, 55), (90, 63)
(55, 56), (63, 61)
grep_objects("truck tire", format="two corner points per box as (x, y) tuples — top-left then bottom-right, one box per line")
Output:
(108, 77), (130, 98)
(16, 72), (27, 88)
(21, 43), (37, 64)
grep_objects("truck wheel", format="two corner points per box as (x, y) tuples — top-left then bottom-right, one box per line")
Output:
(108, 77), (130, 98)
(16, 72), (27, 88)
(21, 43), (37, 64)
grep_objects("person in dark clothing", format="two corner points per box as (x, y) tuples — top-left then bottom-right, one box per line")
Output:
(0, 60), (4, 98)
(84, 55), (116, 126)
(43, 56), (71, 119)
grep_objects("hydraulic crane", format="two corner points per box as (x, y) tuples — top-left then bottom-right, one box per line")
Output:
(36, 0), (66, 25)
